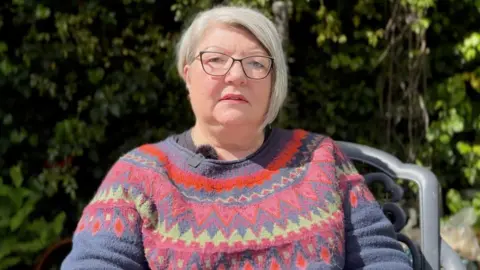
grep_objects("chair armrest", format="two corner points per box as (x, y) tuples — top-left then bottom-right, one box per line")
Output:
(441, 238), (466, 270)
(336, 141), (441, 270)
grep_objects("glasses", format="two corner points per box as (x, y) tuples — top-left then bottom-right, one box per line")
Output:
(196, 51), (274, 79)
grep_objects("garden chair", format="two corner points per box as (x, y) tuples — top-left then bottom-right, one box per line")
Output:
(337, 141), (466, 270)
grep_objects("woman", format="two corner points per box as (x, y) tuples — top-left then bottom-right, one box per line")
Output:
(62, 5), (412, 270)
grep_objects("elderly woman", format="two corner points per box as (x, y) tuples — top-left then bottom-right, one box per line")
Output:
(62, 5), (412, 270)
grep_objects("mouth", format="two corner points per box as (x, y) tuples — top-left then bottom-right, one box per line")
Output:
(220, 94), (248, 103)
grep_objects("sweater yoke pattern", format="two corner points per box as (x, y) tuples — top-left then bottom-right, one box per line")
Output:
(67, 129), (410, 270)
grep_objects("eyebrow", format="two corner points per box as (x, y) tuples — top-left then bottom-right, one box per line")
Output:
(201, 46), (269, 56)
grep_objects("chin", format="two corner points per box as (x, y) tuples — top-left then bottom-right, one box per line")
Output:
(217, 118), (250, 126)
(215, 114), (253, 127)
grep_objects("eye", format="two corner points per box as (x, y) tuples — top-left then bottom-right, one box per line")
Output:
(249, 61), (265, 68)
(208, 57), (225, 63)
(201, 53), (229, 65)
(244, 56), (271, 70)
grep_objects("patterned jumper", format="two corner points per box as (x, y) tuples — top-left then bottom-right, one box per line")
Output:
(61, 128), (412, 269)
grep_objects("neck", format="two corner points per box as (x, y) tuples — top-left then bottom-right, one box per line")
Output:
(191, 123), (265, 161)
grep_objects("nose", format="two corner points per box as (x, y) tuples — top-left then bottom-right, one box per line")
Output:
(224, 61), (247, 85)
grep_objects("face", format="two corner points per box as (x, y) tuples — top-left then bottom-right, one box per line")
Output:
(183, 24), (273, 128)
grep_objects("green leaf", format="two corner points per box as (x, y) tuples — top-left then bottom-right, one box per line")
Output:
(28, 134), (38, 147)
(35, 5), (51, 19)
(109, 103), (120, 117)
(9, 129), (27, 144)
(0, 59), (15, 76)
(25, 217), (48, 233)
(10, 197), (38, 231)
(12, 240), (47, 253)
(2, 114), (12, 125)
(446, 189), (470, 214)
(87, 68), (105, 84)
(0, 217), (9, 229)
(0, 237), (16, 260)
(52, 212), (66, 235)
(7, 187), (26, 210)
(0, 42), (8, 54)
(473, 145), (480, 155)
(456, 141), (472, 155)
(9, 165), (23, 188)
(439, 133), (451, 144)
(0, 256), (22, 270)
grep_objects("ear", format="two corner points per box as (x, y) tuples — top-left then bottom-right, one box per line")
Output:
(183, 65), (191, 90)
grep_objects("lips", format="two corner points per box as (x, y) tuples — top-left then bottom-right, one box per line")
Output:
(220, 94), (248, 103)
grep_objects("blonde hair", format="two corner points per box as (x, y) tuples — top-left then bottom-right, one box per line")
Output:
(176, 5), (288, 127)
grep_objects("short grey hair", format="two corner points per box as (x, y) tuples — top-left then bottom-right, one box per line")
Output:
(176, 5), (288, 127)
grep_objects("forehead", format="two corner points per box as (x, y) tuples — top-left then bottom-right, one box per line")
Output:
(197, 23), (268, 55)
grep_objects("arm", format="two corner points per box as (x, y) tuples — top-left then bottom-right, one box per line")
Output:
(61, 160), (148, 270)
(332, 141), (413, 270)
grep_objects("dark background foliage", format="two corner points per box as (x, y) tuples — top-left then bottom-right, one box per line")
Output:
(0, 0), (479, 268)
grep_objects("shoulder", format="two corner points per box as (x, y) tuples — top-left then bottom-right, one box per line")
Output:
(118, 141), (169, 171)
(271, 128), (355, 172)
(98, 136), (175, 190)
(273, 128), (340, 155)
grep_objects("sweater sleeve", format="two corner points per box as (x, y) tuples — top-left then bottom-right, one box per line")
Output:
(61, 160), (148, 270)
(332, 141), (413, 269)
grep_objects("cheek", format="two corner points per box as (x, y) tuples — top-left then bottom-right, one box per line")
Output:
(191, 78), (222, 99)
(189, 72), (224, 104)
(253, 80), (272, 106)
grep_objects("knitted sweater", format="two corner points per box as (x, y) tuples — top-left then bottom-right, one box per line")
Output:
(61, 128), (412, 270)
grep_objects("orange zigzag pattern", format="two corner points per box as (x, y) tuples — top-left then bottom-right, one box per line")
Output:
(138, 129), (308, 192)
